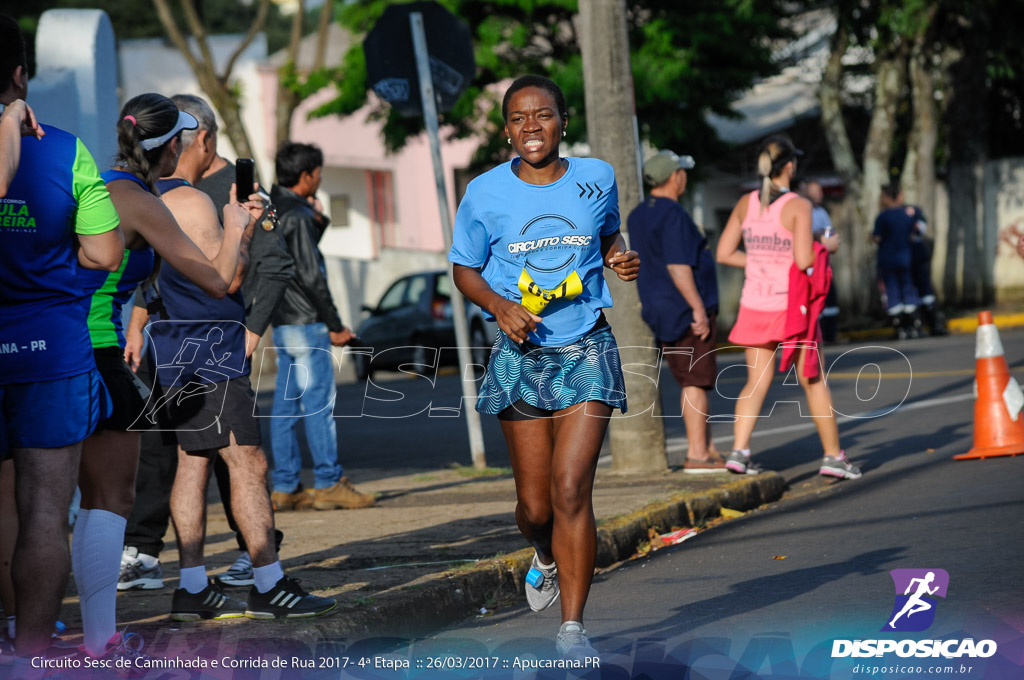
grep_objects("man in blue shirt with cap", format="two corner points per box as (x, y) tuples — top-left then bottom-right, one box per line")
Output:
(628, 150), (724, 473)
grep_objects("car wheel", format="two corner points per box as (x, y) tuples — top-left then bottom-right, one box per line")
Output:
(410, 335), (429, 373)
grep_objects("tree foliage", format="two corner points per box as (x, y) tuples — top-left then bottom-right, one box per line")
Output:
(313, 0), (791, 167)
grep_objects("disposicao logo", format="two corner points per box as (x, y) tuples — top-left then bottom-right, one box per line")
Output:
(831, 569), (998, 659)
(883, 568), (949, 632)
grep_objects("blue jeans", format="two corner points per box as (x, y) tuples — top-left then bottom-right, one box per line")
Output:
(269, 323), (343, 492)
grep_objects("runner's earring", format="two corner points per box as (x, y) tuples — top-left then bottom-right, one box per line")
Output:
(562, 130), (566, 138)
(507, 138), (511, 144)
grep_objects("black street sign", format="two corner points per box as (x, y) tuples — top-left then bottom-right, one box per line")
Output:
(363, 1), (475, 116)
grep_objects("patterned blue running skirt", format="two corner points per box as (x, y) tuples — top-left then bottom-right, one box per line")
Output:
(477, 324), (628, 415)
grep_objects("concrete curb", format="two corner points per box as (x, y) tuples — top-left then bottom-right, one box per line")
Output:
(295, 472), (787, 640)
(839, 311), (1024, 342)
(946, 312), (1024, 334)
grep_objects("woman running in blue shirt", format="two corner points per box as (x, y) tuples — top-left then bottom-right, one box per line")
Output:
(450, 75), (639, 655)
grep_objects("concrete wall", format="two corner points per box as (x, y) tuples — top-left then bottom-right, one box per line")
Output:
(988, 160), (1024, 300)
(28, 10), (119, 167)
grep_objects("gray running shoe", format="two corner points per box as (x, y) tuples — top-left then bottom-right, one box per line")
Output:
(725, 450), (763, 475)
(555, 621), (594, 656)
(819, 452), (862, 480)
(118, 547), (164, 591)
(525, 554), (559, 612)
(218, 552), (255, 587)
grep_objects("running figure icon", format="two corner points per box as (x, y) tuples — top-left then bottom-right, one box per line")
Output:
(889, 571), (939, 628)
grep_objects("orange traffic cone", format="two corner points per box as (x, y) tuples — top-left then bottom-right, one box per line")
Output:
(955, 311), (1024, 460)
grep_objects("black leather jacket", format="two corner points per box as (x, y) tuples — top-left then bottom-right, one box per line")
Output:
(269, 184), (344, 332)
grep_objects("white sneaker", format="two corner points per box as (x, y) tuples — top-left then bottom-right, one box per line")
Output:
(525, 554), (559, 612)
(117, 547), (164, 590)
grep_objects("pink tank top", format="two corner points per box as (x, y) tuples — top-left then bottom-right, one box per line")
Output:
(739, 190), (798, 311)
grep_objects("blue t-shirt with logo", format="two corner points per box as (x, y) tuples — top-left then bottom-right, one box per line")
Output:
(0, 125), (120, 383)
(628, 196), (719, 343)
(449, 157), (620, 346)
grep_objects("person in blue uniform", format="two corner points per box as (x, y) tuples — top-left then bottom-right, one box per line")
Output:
(874, 183), (923, 338)
(450, 75), (640, 655)
(0, 14), (124, 665)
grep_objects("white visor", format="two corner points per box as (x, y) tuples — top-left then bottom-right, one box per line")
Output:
(139, 110), (199, 151)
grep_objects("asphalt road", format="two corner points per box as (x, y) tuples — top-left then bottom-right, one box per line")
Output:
(256, 328), (1023, 478)
(362, 329), (1024, 680)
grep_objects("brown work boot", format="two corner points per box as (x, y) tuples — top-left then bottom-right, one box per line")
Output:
(312, 476), (376, 510)
(271, 485), (313, 512)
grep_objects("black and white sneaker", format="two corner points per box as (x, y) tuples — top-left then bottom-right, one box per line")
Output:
(245, 576), (337, 619)
(170, 579), (247, 621)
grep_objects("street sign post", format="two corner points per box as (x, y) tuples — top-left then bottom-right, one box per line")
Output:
(364, 2), (487, 469)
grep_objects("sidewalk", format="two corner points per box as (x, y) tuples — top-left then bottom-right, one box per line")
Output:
(56, 466), (785, 649)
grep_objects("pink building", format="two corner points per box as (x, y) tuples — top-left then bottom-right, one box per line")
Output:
(256, 25), (481, 327)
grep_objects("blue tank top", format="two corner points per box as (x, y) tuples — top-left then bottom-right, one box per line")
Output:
(0, 125), (120, 383)
(148, 178), (248, 386)
(77, 170), (157, 349)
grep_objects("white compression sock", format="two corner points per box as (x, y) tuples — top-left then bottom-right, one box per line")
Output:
(253, 561), (284, 593)
(178, 566), (208, 594)
(71, 508), (91, 594)
(74, 509), (126, 656)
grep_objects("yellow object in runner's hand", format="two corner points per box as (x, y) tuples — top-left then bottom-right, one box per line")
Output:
(517, 269), (583, 314)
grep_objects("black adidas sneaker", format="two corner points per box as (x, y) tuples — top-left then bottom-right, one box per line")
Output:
(245, 576), (337, 619)
(170, 579), (247, 621)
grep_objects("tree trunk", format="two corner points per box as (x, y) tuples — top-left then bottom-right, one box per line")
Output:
(819, 24), (872, 316)
(945, 16), (991, 306)
(819, 26), (861, 204)
(819, 14), (913, 320)
(862, 53), (905, 232)
(579, 0), (667, 473)
(152, 0), (265, 163)
(901, 9), (938, 224)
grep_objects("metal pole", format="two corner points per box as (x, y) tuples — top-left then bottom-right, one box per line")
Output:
(410, 11), (487, 469)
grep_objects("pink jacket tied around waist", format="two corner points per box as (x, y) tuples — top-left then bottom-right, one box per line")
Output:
(780, 242), (831, 378)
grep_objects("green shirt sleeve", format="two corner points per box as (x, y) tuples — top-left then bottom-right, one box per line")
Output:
(72, 137), (119, 235)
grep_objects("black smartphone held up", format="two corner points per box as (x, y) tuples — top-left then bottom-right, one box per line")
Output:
(234, 158), (255, 202)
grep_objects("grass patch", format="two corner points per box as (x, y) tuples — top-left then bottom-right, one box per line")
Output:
(449, 463), (513, 478)
(413, 474), (438, 482)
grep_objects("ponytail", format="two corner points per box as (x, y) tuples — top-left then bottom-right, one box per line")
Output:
(755, 134), (802, 215)
(114, 93), (179, 195)
(757, 149), (773, 215)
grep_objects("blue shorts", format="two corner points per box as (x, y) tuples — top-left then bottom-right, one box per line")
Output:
(477, 324), (627, 415)
(0, 368), (112, 458)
